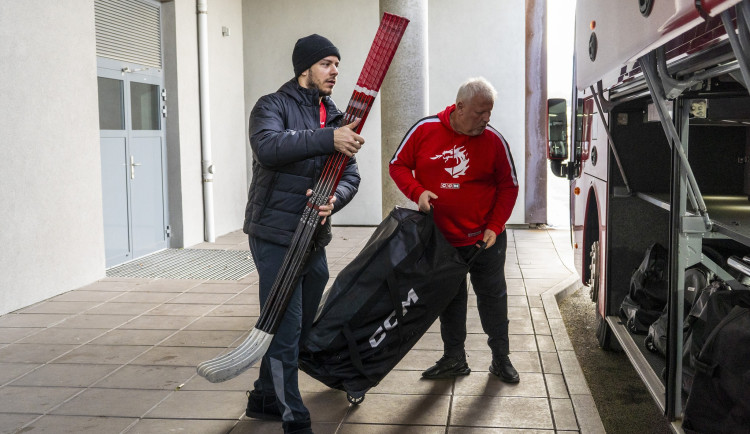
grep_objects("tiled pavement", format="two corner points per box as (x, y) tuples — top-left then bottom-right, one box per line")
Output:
(0, 226), (605, 433)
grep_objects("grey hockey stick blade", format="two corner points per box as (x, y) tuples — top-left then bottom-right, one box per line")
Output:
(197, 328), (273, 383)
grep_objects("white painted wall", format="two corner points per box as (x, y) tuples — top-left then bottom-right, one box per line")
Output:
(163, 1), (205, 248)
(0, 0), (105, 315)
(429, 0), (527, 225)
(242, 0), (529, 226)
(206, 0), (249, 237)
(164, 0), (247, 246)
(242, 0), (385, 226)
(0, 0), (249, 315)
(0, 0), (538, 315)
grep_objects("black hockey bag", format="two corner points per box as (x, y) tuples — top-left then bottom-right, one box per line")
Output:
(619, 242), (668, 333)
(682, 283), (750, 434)
(298, 207), (483, 402)
(644, 266), (711, 357)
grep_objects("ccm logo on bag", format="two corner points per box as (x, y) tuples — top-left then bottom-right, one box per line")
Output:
(368, 288), (419, 348)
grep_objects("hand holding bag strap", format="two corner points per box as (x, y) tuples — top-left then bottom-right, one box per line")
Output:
(464, 240), (487, 266)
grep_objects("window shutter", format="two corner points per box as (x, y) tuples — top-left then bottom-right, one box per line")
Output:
(95, 0), (162, 69)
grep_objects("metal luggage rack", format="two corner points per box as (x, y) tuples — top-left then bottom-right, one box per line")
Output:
(635, 193), (750, 246)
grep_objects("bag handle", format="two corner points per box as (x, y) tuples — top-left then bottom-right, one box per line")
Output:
(417, 207), (437, 246)
(465, 240), (487, 266)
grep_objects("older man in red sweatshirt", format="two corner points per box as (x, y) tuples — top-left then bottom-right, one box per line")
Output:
(389, 77), (520, 382)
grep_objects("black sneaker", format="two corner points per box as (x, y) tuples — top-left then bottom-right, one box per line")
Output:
(283, 419), (313, 434)
(489, 355), (520, 383)
(245, 390), (282, 421)
(422, 355), (471, 379)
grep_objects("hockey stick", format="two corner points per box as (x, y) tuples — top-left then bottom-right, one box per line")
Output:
(197, 13), (409, 383)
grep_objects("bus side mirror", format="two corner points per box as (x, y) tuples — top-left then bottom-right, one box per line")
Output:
(547, 98), (568, 160)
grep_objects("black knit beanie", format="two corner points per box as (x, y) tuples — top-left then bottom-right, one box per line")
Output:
(292, 34), (340, 77)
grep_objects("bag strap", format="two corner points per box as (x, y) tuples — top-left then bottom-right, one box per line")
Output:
(386, 272), (406, 351)
(418, 208), (437, 245)
(465, 240), (487, 266)
(693, 305), (748, 376)
(342, 325), (379, 383)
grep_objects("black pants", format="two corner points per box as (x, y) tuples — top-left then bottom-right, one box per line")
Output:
(440, 230), (509, 360)
(249, 236), (328, 423)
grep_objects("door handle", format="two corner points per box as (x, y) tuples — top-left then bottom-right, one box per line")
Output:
(130, 155), (142, 179)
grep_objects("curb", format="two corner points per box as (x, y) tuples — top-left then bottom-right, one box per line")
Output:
(542, 273), (607, 434)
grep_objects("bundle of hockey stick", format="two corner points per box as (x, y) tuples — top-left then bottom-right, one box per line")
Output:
(197, 12), (409, 383)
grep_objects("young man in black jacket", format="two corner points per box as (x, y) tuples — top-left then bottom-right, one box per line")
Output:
(242, 34), (363, 434)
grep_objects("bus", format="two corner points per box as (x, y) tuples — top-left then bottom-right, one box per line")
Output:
(547, 0), (750, 430)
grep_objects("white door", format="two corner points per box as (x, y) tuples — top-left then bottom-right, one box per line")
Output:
(98, 66), (168, 267)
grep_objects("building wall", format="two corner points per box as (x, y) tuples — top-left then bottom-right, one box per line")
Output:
(242, 0), (384, 225)
(0, 0), (249, 315)
(205, 0), (248, 237)
(429, 0), (527, 224)
(164, 0), (247, 247)
(0, 0), (105, 315)
(0, 0), (534, 315)
(241, 0), (528, 225)
(163, 0), (204, 249)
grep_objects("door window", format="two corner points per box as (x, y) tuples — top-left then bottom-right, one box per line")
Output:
(130, 81), (160, 130)
(98, 77), (124, 130)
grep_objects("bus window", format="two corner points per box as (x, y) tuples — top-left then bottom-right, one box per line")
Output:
(580, 97), (594, 163)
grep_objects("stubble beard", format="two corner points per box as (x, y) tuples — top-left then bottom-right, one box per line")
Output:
(306, 74), (333, 97)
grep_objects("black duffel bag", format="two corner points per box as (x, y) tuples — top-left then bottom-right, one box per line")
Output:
(299, 207), (482, 402)
(683, 283), (750, 434)
(619, 242), (668, 334)
(645, 266), (710, 357)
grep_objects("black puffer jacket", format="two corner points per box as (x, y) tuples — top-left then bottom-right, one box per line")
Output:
(243, 78), (361, 247)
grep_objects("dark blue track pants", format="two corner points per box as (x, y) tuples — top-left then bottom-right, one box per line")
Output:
(248, 236), (328, 423)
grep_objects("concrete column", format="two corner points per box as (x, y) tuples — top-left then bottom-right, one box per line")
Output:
(379, 0), (429, 217)
(525, 0), (548, 224)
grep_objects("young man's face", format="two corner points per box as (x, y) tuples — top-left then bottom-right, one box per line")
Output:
(302, 55), (339, 96)
(456, 94), (493, 136)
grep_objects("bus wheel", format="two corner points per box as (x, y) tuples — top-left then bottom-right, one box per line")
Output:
(588, 241), (600, 302)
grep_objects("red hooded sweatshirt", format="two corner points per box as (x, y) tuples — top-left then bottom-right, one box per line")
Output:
(389, 105), (519, 247)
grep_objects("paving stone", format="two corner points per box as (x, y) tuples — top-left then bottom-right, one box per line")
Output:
(126, 418), (236, 434)
(0, 386), (82, 414)
(17, 415), (136, 433)
(345, 393), (450, 426)
(17, 327), (103, 345)
(52, 388), (170, 417)
(10, 364), (116, 388)
(450, 395), (553, 429)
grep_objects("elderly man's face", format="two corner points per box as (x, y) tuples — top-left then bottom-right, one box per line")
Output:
(303, 55), (339, 96)
(456, 94), (493, 136)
